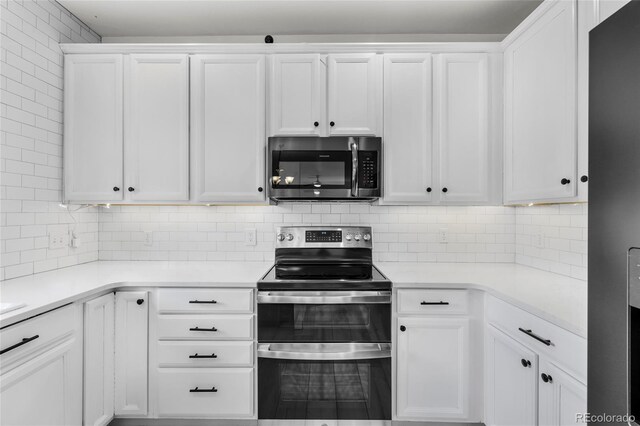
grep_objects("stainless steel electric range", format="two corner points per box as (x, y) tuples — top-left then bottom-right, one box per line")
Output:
(257, 226), (392, 423)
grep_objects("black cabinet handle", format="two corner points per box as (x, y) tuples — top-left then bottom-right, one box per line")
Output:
(330, 121), (335, 127)
(541, 373), (553, 383)
(400, 325), (406, 332)
(561, 178), (571, 185)
(136, 299), (144, 305)
(442, 187), (448, 193)
(519, 328), (552, 346)
(520, 358), (531, 368)
(314, 121), (319, 127)
(189, 300), (217, 304)
(580, 175), (589, 183)
(258, 187), (264, 192)
(426, 187), (432, 193)
(0, 335), (39, 355)
(189, 386), (218, 393)
(189, 353), (218, 359)
(421, 301), (449, 305)
(113, 186), (120, 192)
(189, 326), (218, 332)
(128, 187), (135, 192)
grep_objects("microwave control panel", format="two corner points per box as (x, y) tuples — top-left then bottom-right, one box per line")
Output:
(358, 151), (378, 189)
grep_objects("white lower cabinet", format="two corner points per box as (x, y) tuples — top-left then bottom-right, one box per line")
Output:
(538, 359), (587, 426)
(115, 291), (149, 416)
(396, 316), (470, 420)
(84, 293), (116, 426)
(0, 305), (82, 426)
(485, 324), (538, 426)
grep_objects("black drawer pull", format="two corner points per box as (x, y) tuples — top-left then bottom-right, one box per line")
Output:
(189, 326), (218, 332)
(421, 301), (449, 305)
(189, 299), (217, 304)
(189, 386), (218, 393)
(0, 335), (40, 355)
(519, 327), (552, 346)
(189, 353), (218, 359)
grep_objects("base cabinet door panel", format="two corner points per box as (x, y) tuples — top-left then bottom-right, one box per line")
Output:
(191, 54), (266, 203)
(84, 294), (115, 426)
(396, 317), (469, 420)
(485, 325), (538, 426)
(382, 54), (434, 204)
(538, 359), (587, 426)
(115, 291), (149, 416)
(156, 368), (254, 418)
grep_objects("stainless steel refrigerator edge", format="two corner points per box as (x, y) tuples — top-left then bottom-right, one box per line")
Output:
(588, 1), (640, 423)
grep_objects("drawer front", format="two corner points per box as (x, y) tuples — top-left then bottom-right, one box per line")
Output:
(157, 288), (253, 314)
(397, 289), (469, 315)
(0, 305), (77, 368)
(486, 295), (587, 382)
(157, 315), (253, 340)
(157, 341), (253, 367)
(156, 368), (254, 418)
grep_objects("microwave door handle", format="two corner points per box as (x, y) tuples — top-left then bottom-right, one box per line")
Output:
(256, 290), (391, 304)
(257, 343), (391, 361)
(350, 138), (358, 197)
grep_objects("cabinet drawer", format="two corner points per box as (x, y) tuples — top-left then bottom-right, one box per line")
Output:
(486, 295), (586, 382)
(0, 305), (77, 368)
(157, 315), (253, 340)
(397, 289), (469, 315)
(157, 341), (253, 367)
(156, 368), (254, 418)
(157, 288), (253, 314)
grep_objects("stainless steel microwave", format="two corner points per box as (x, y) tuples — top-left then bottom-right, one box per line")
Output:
(267, 136), (382, 202)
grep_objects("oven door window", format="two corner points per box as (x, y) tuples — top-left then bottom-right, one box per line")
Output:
(258, 303), (391, 343)
(258, 357), (391, 420)
(271, 151), (351, 189)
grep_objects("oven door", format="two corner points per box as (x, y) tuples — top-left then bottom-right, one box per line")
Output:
(257, 291), (391, 343)
(258, 343), (391, 420)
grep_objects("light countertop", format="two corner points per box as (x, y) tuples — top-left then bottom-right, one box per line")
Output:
(0, 261), (586, 337)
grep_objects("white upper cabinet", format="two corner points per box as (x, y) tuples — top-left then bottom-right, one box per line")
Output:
(382, 54), (434, 204)
(435, 53), (491, 204)
(269, 54), (325, 136)
(64, 54), (123, 202)
(124, 54), (189, 201)
(503, 0), (578, 204)
(327, 53), (382, 136)
(191, 55), (266, 203)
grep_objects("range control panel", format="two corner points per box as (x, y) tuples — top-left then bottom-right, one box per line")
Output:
(276, 226), (372, 248)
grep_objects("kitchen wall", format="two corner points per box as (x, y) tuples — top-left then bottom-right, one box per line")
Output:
(515, 203), (588, 280)
(0, 0), (101, 280)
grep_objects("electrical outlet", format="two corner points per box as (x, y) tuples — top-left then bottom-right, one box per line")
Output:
(245, 228), (257, 246)
(533, 231), (545, 249)
(69, 231), (81, 248)
(439, 228), (449, 244)
(49, 230), (69, 249)
(144, 231), (153, 246)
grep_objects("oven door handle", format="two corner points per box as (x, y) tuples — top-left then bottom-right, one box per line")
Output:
(256, 290), (391, 304)
(257, 343), (391, 361)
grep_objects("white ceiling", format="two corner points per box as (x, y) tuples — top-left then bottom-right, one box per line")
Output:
(58, 0), (543, 41)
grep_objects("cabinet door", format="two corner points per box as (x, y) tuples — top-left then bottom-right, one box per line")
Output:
(504, 0), (577, 203)
(115, 291), (148, 416)
(327, 53), (382, 136)
(435, 53), (491, 203)
(382, 54), (434, 204)
(270, 54), (325, 136)
(64, 54), (123, 202)
(84, 294), (115, 426)
(191, 55), (266, 203)
(396, 317), (469, 420)
(124, 54), (189, 201)
(538, 359), (587, 426)
(485, 325), (537, 426)
(1, 337), (82, 425)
